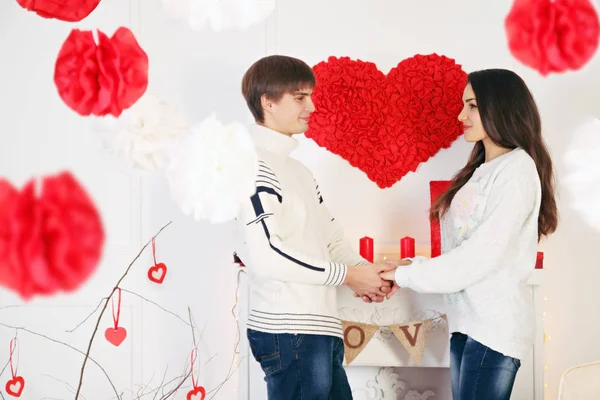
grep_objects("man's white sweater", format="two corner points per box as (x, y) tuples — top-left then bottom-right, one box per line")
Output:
(394, 148), (541, 360)
(236, 124), (367, 339)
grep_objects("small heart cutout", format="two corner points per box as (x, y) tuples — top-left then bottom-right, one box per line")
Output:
(105, 327), (127, 347)
(187, 387), (206, 400)
(5, 376), (25, 397)
(148, 263), (167, 284)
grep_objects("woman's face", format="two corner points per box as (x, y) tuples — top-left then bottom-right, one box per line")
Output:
(458, 84), (487, 143)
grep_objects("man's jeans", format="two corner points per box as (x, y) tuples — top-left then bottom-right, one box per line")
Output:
(247, 329), (353, 399)
(450, 332), (521, 400)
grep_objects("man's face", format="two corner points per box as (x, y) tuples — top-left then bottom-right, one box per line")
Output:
(263, 88), (315, 136)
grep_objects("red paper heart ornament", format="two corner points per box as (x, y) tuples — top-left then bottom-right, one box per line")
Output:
(187, 386), (206, 400)
(16, 0), (101, 22)
(5, 376), (25, 397)
(307, 54), (467, 189)
(54, 27), (149, 117)
(505, 0), (600, 76)
(105, 327), (127, 347)
(148, 263), (167, 284)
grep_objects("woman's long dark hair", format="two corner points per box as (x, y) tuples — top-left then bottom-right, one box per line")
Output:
(430, 69), (558, 240)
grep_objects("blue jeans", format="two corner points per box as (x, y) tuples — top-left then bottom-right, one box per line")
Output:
(450, 332), (521, 400)
(247, 329), (353, 399)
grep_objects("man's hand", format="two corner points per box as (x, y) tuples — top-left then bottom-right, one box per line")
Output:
(343, 263), (396, 297)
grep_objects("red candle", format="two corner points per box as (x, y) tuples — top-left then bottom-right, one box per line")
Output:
(400, 236), (415, 259)
(535, 251), (544, 269)
(359, 236), (374, 263)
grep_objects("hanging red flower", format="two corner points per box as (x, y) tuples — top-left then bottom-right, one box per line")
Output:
(15, 0), (101, 22)
(0, 172), (105, 300)
(54, 27), (149, 117)
(307, 54), (467, 189)
(505, 0), (600, 75)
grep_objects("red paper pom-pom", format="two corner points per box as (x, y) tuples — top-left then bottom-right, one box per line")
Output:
(54, 27), (149, 117)
(16, 0), (101, 22)
(0, 179), (43, 299)
(0, 172), (105, 300)
(307, 54), (466, 189)
(505, 0), (600, 75)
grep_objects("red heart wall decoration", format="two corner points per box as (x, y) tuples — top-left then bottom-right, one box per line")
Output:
(306, 54), (467, 189)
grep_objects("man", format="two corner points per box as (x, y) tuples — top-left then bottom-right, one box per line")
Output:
(235, 55), (394, 399)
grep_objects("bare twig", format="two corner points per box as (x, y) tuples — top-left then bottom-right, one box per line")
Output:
(0, 305), (23, 312)
(157, 314), (194, 400)
(157, 309), (207, 400)
(0, 322), (118, 398)
(74, 221), (173, 400)
(206, 269), (247, 399)
(121, 289), (190, 327)
(136, 371), (155, 399)
(151, 366), (169, 400)
(41, 373), (87, 400)
(0, 359), (9, 380)
(65, 297), (109, 333)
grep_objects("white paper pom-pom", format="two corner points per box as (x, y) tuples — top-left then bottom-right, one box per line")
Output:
(92, 94), (189, 172)
(563, 116), (600, 232)
(162, 0), (275, 32)
(165, 114), (258, 224)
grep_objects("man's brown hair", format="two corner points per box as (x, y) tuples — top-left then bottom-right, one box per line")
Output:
(241, 55), (316, 123)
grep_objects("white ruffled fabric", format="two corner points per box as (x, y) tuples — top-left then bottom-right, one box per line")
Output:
(165, 114), (258, 224)
(563, 116), (600, 232)
(162, 0), (275, 31)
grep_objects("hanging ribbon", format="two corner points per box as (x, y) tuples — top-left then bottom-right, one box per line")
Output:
(147, 236), (168, 284)
(186, 348), (206, 400)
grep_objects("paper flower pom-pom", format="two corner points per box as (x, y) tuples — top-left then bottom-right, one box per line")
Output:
(505, 0), (600, 75)
(165, 114), (258, 224)
(54, 27), (149, 117)
(16, 0), (101, 22)
(563, 116), (600, 232)
(0, 172), (105, 300)
(92, 94), (190, 172)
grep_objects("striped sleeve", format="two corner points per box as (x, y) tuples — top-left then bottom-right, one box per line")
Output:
(315, 180), (369, 267)
(241, 160), (348, 286)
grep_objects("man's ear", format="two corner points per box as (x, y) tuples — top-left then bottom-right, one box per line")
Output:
(260, 94), (273, 114)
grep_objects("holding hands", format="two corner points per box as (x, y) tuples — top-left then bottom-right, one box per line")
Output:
(351, 259), (412, 303)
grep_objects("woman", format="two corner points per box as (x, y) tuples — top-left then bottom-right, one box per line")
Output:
(381, 69), (558, 400)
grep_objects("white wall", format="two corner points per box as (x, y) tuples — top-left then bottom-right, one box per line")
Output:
(1, 0), (599, 399)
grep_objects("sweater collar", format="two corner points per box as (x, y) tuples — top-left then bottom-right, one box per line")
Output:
(250, 124), (299, 156)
